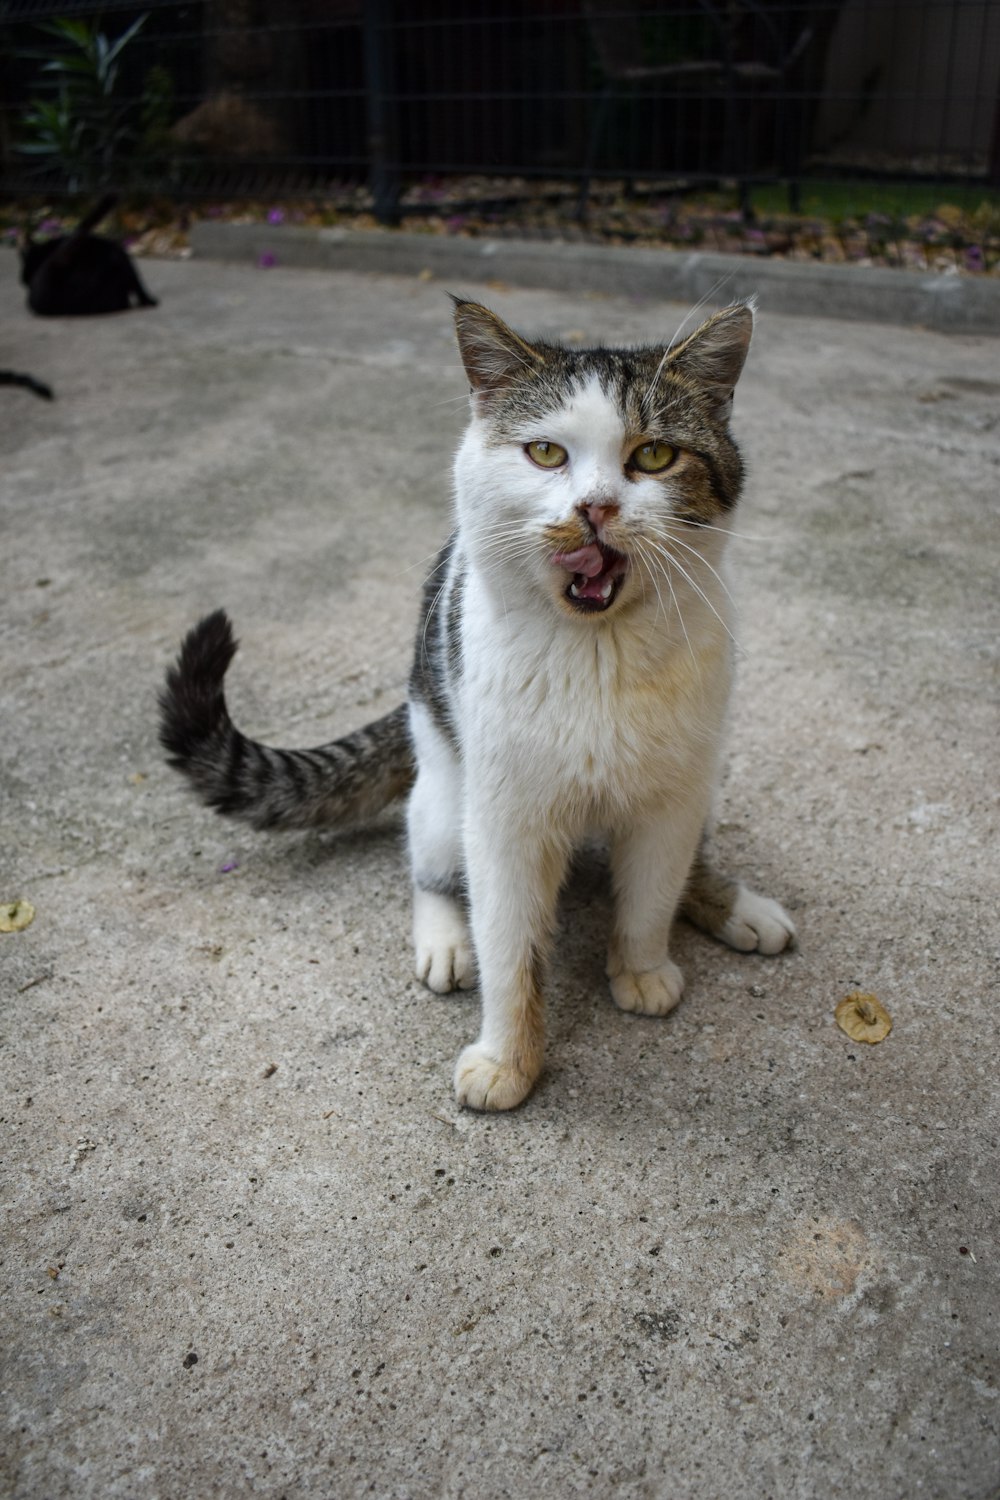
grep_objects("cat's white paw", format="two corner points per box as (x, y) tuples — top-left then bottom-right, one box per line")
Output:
(454, 1044), (536, 1112)
(609, 959), (685, 1016)
(413, 889), (477, 993)
(417, 940), (476, 994)
(720, 886), (797, 955)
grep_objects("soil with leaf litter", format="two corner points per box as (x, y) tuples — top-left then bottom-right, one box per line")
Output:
(4, 177), (998, 276)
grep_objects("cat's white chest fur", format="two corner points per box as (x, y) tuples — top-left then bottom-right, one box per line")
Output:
(458, 587), (732, 831)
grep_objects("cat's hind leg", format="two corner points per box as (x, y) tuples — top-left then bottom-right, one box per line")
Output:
(407, 703), (476, 993)
(680, 843), (796, 954)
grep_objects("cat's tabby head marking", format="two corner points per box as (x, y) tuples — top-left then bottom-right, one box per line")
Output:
(452, 299), (754, 621)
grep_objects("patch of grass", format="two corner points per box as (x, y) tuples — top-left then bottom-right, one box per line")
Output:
(748, 180), (1000, 224)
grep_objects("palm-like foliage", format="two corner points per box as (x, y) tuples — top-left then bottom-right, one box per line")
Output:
(18, 15), (149, 191)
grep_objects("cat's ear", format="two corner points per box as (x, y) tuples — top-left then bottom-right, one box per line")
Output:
(667, 301), (754, 419)
(452, 298), (545, 398)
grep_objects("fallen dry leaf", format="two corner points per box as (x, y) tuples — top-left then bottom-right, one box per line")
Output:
(0, 899), (35, 933)
(835, 990), (892, 1044)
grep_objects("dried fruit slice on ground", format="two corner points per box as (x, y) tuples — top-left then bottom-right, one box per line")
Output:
(835, 991), (892, 1044)
(0, 899), (35, 933)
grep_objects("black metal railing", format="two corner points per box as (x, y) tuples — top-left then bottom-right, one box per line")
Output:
(1, 0), (998, 216)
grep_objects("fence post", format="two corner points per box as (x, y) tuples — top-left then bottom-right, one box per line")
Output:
(363, 0), (401, 225)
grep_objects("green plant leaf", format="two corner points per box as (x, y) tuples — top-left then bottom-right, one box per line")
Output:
(39, 18), (94, 47)
(105, 15), (148, 67)
(20, 11), (155, 187)
(42, 56), (97, 75)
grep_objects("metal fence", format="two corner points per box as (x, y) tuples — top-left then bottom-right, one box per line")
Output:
(1, 0), (998, 218)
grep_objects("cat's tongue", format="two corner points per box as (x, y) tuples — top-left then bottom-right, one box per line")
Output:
(551, 543), (605, 579)
(551, 541), (627, 602)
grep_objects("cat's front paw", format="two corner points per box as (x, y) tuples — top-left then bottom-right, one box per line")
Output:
(609, 959), (685, 1016)
(417, 939), (477, 994)
(720, 887), (796, 955)
(454, 1044), (537, 1111)
(413, 889), (477, 993)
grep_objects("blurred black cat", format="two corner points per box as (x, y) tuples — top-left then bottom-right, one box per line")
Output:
(0, 370), (54, 398)
(21, 193), (158, 316)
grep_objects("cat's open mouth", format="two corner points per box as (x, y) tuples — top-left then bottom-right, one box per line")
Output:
(550, 541), (629, 613)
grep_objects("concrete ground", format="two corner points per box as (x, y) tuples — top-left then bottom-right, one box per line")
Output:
(1, 250), (998, 1500)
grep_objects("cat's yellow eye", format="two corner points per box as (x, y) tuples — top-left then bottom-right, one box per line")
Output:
(630, 440), (676, 473)
(526, 439), (568, 469)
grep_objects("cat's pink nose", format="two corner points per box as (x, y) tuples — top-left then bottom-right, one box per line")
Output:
(579, 500), (619, 533)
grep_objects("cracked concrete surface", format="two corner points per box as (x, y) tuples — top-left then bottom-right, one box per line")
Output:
(2, 251), (998, 1499)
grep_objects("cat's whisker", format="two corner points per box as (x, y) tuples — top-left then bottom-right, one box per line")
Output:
(632, 550), (650, 610)
(473, 532), (538, 574)
(634, 538), (688, 651)
(655, 527), (737, 610)
(630, 539), (661, 623)
(419, 579), (449, 661)
(403, 545), (461, 576)
(644, 537), (738, 651)
(476, 520), (541, 559)
(412, 506), (564, 580)
(475, 520), (535, 546)
(640, 538), (698, 661)
(671, 518), (772, 544)
(663, 569), (694, 662)
(430, 391), (474, 408)
(474, 515), (536, 542)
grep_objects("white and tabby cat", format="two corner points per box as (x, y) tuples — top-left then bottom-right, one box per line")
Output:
(161, 297), (795, 1111)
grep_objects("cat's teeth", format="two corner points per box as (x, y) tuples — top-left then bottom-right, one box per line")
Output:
(569, 578), (615, 604)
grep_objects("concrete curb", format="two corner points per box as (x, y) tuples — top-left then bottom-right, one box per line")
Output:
(190, 220), (1000, 335)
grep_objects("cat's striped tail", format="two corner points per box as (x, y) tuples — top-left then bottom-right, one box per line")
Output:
(159, 610), (415, 830)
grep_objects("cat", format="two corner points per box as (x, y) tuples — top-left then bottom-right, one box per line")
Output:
(160, 297), (796, 1111)
(21, 193), (158, 316)
(0, 370), (53, 398)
